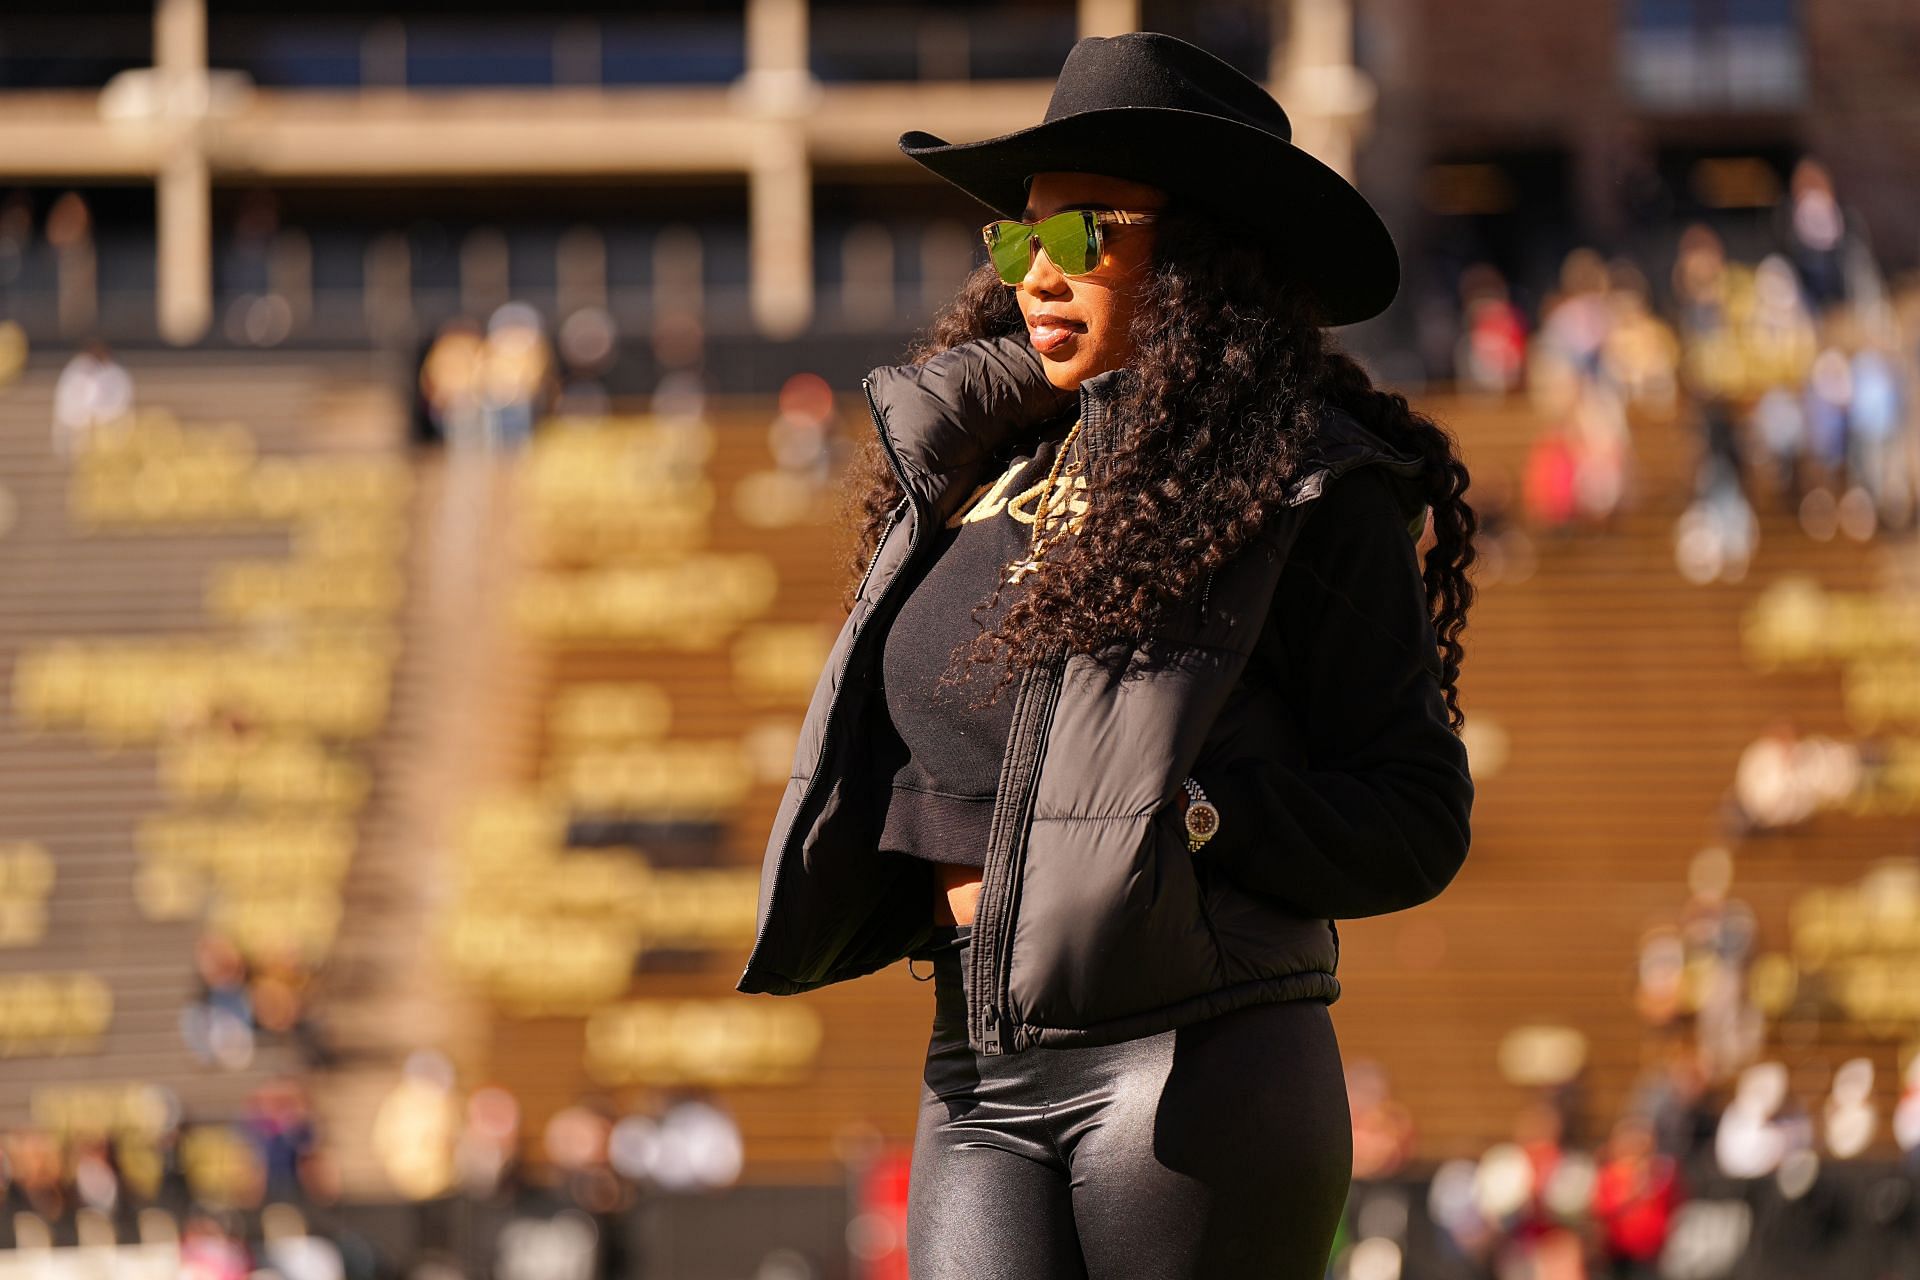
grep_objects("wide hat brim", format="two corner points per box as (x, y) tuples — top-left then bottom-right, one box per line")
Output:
(900, 106), (1399, 327)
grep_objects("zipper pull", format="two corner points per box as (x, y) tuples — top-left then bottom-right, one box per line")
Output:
(979, 1011), (1002, 1056)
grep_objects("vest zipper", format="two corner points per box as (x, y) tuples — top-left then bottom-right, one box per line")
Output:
(854, 495), (909, 604)
(968, 378), (1099, 1055)
(970, 654), (1066, 1054)
(968, 663), (1045, 1055)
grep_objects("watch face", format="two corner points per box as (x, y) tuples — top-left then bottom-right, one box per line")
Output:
(1184, 800), (1219, 840)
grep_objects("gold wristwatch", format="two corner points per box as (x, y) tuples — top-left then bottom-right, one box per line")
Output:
(1181, 776), (1220, 852)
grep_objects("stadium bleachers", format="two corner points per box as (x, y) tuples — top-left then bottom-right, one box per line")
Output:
(0, 357), (369, 1125)
(0, 355), (479, 1203)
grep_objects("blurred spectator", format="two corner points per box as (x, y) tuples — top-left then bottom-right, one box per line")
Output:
(1672, 224), (1732, 354)
(768, 371), (838, 491)
(1598, 262), (1679, 412)
(71, 1133), (121, 1228)
(1482, 1102), (1587, 1280)
(1679, 848), (1763, 1083)
(1590, 1114), (1683, 1280)
(181, 933), (256, 1072)
(1538, 248), (1612, 384)
(1745, 254), (1818, 393)
(1845, 341), (1908, 530)
(260, 1202), (348, 1280)
(1780, 158), (1849, 313)
(1748, 385), (1808, 512)
(0, 319), (28, 389)
(1674, 424), (1758, 583)
(1567, 376), (1632, 527)
(249, 940), (331, 1069)
(543, 1098), (627, 1226)
(1427, 1157), (1495, 1269)
(1454, 263), (1528, 398)
(1727, 720), (1860, 835)
(1522, 423), (1580, 533)
(1628, 1041), (1719, 1178)
(180, 1208), (253, 1280)
(1634, 924), (1687, 1030)
(554, 307), (620, 417)
(1894, 1053), (1920, 1172)
(246, 1076), (319, 1205)
(372, 1050), (461, 1202)
(480, 303), (557, 451)
(1821, 1058), (1877, 1159)
(647, 1093), (744, 1192)
(421, 316), (488, 449)
(12, 1128), (71, 1231)
(1715, 1061), (1813, 1179)
(1347, 1059), (1416, 1180)
(51, 339), (133, 460)
(1803, 344), (1853, 498)
(848, 1144), (912, 1280)
(650, 309), (708, 424)
(454, 1084), (523, 1201)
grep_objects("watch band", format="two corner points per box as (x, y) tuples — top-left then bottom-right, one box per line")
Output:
(1181, 776), (1220, 852)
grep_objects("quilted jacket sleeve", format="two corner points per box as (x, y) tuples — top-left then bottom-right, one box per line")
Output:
(1188, 463), (1474, 918)
(863, 335), (1074, 491)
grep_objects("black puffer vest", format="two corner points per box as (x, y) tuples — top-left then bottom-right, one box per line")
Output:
(736, 335), (1471, 1055)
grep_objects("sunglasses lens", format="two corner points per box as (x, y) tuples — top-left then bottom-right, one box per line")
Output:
(1036, 211), (1098, 276)
(985, 222), (1032, 284)
(983, 211), (1100, 282)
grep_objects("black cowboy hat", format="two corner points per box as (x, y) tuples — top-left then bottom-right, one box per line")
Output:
(898, 30), (1399, 327)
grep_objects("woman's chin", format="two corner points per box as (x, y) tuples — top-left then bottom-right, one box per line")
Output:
(1037, 349), (1117, 393)
(1041, 363), (1084, 392)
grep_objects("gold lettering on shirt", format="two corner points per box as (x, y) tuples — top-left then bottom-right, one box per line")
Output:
(948, 454), (1089, 536)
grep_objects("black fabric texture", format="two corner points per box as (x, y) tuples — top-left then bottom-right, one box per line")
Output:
(876, 411), (1082, 868)
(1187, 462), (1473, 918)
(907, 943), (1351, 1277)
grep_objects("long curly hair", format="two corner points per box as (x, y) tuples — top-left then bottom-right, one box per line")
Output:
(833, 200), (1476, 731)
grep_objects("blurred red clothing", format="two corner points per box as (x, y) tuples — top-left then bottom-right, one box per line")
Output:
(1523, 431), (1579, 527)
(859, 1146), (912, 1280)
(1511, 1137), (1565, 1243)
(1591, 1152), (1681, 1261)
(1467, 297), (1528, 390)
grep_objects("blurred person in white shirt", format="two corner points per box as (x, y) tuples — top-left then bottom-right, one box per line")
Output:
(51, 339), (133, 460)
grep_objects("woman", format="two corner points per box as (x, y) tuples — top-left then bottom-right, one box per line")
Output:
(736, 32), (1477, 1278)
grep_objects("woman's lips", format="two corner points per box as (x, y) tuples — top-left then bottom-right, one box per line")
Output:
(1029, 318), (1086, 355)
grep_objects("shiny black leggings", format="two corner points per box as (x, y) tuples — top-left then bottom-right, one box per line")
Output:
(905, 924), (1353, 1279)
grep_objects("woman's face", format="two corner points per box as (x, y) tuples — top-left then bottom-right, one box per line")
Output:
(1014, 171), (1166, 392)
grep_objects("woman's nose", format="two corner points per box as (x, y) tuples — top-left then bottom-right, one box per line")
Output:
(1019, 239), (1070, 296)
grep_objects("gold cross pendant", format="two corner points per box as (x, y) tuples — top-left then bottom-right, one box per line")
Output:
(1005, 556), (1044, 585)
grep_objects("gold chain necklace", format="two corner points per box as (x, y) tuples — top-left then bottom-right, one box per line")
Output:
(1004, 416), (1085, 585)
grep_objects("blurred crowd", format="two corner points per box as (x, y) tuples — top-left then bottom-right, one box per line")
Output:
(180, 930), (330, 1076)
(1450, 159), (1916, 588)
(0, 1077), (330, 1259)
(0, 1057), (753, 1280)
(1330, 851), (1920, 1280)
(366, 1050), (743, 1208)
(413, 303), (714, 453)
